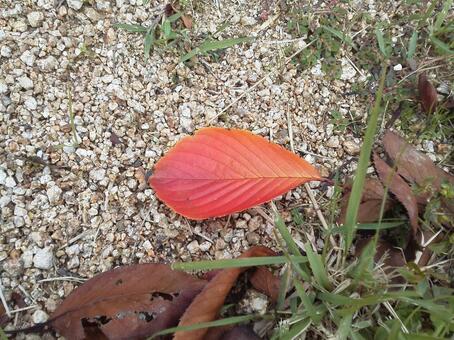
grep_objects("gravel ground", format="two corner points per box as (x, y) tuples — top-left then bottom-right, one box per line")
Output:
(0, 0), (444, 336)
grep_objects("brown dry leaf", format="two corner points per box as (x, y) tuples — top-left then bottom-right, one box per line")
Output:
(356, 238), (406, 269)
(249, 267), (280, 303)
(338, 179), (393, 224)
(50, 264), (206, 340)
(373, 154), (419, 235)
(181, 15), (193, 29)
(205, 325), (261, 340)
(418, 73), (438, 114)
(382, 130), (454, 190)
(175, 246), (277, 340)
(0, 304), (9, 328)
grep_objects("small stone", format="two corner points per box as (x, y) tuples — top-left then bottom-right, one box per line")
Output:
(89, 168), (106, 181)
(38, 56), (57, 72)
(47, 185), (62, 204)
(24, 97), (38, 110)
(18, 76), (34, 89)
(67, 256), (80, 269)
(13, 19), (28, 32)
(0, 81), (8, 94)
(199, 241), (211, 252)
(20, 51), (35, 67)
(343, 140), (360, 155)
(33, 247), (54, 270)
(27, 11), (44, 27)
(248, 216), (262, 232)
(32, 310), (49, 323)
(246, 232), (260, 245)
(84, 7), (101, 22)
(0, 46), (11, 58)
(241, 16), (257, 26)
(250, 295), (268, 314)
(393, 64), (402, 71)
(67, 0), (83, 10)
(187, 240), (199, 254)
(14, 205), (27, 217)
(326, 136), (340, 148)
(142, 240), (152, 251)
(22, 250), (34, 268)
(340, 58), (357, 81)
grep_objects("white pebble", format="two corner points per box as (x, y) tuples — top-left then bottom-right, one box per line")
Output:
(32, 310), (49, 323)
(27, 11), (44, 27)
(33, 247), (54, 270)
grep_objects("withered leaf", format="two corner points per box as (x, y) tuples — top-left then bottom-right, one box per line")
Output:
(382, 131), (454, 190)
(356, 238), (406, 269)
(50, 264), (206, 340)
(249, 267), (280, 303)
(181, 15), (193, 29)
(374, 154), (419, 235)
(418, 73), (438, 114)
(175, 246), (277, 340)
(338, 179), (393, 224)
(220, 325), (262, 340)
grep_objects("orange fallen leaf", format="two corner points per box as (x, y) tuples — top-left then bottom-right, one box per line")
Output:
(149, 128), (322, 220)
(174, 246), (277, 340)
(373, 154), (419, 236)
(418, 73), (438, 114)
(49, 264), (206, 339)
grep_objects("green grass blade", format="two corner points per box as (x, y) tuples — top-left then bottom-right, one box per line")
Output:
(180, 37), (252, 63)
(114, 23), (148, 33)
(149, 314), (259, 338)
(343, 65), (388, 253)
(199, 37), (252, 53)
(294, 280), (322, 323)
(277, 265), (291, 310)
(280, 318), (311, 340)
(274, 212), (311, 280)
(166, 12), (182, 23)
(429, 35), (454, 55)
(375, 27), (388, 57)
(350, 237), (375, 282)
(172, 255), (308, 271)
(433, 0), (453, 32)
(0, 327), (7, 340)
(321, 25), (353, 46)
(403, 335), (445, 340)
(144, 27), (155, 60)
(304, 242), (332, 291)
(407, 30), (418, 59)
(336, 313), (353, 340)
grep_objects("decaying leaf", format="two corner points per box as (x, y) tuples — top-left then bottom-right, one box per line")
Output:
(338, 179), (393, 224)
(175, 246), (277, 340)
(249, 267), (280, 303)
(382, 130), (454, 190)
(150, 128), (322, 220)
(356, 238), (406, 269)
(418, 73), (438, 114)
(50, 264), (206, 340)
(373, 154), (419, 235)
(181, 15), (193, 29)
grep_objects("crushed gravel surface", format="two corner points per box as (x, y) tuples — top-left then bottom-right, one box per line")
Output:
(0, 0), (447, 335)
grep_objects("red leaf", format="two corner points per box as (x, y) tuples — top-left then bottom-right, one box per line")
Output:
(49, 264), (206, 340)
(418, 73), (438, 114)
(373, 154), (419, 236)
(175, 246), (277, 340)
(149, 128), (322, 220)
